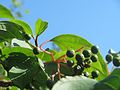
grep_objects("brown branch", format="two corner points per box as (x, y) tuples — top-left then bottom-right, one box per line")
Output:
(39, 40), (55, 61)
(0, 81), (13, 87)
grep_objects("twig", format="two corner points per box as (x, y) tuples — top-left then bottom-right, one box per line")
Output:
(39, 40), (55, 61)
(0, 81), (13, 87)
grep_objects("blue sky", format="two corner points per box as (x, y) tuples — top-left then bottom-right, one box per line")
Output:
(1, 0), (120, 69)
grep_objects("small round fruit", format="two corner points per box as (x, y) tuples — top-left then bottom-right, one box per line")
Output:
(66, 50), (75, 58)
(46, 80), (54, 89)
(73, 65), (84, 75)
(67, 60), (74, 67)
(105, 54), (113, 63)
(33, 47), (39, 55)
(24, 34), (31, 40)
(91, 70), (99, 79)
(75, 53), (84, 63)
(83, 72), (89, 77)
(113, 57), (120, 67)
(91, 55), (98, 62)
(91, 45), (99, 54)
(82, 50), (91, 58)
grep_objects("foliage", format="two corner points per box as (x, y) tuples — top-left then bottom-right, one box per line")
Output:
(0, 4), (120, 90)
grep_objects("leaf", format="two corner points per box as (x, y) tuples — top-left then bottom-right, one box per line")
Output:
(2, 51), (47, 89)
(52, 76), (97, 90)
(35, 18), (48, 36)
(10, 20), (33, 35)
(12, 39), (32, 49)
(0, 21), (25, 42)
(0, 4), (14, 19)
(2, 47), (33, 59)
(94, 68), (120, 90)
(8, 55), (40, 89)
(51, 34), (108, 80)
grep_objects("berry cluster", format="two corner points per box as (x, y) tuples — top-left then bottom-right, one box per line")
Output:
(66, 45), (99, 79)
(106, 52), (120, 67)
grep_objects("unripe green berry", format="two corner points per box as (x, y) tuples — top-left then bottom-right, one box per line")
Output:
(67, 60), (74, 67)
(91, 45), (99, 54)
(105, 54), (113, 63)
(33, 47), (39, 55)
(46, 80), (54, 89)
(82, 50), (91, 58)
(91, 55), (98, 62)
(91, 70), (99, 79)
(113, 57), (120, 67)
(66, 50), (75, 58)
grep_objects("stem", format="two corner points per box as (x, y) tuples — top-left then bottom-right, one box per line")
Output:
(57, 63), (61, 79)
(39, 40), (55, 61)
(35, 36), (38, 47)
(0, 81), (13, 87)
(75, 47), (84, 52)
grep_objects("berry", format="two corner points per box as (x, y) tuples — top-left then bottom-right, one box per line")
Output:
(84, 63), (91, 68)
(91, 55), (98, 62)
(67, 60), (74, 67)
(73, 65), (84, 75)
(113, 57), (120, 67)
(33, 47), (39, 55)
(75, 54), (84, 62)
(24, 33), (31, 40)
(66, 50), (75, 58)
(83, 72), (89, 77)
(46, 80), (54, 89)
(105, 54), (113, 63)
(91, 45), (99, 54)
(91, 70), (99, 79)
(45, 48), (50, 51)
(82, 50), (91, 58)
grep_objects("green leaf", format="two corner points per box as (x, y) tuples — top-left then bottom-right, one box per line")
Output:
(2, 47), (33, 58)
(12, 39), (32, 49)
(10, 20), (33, 35)
(94, 68), (120, 90)
(52, 76), (97, 90)
(0, 21), (25, 42)
(35, 18), (48, 36)
(0, 4), (14, 19)
(51, 34), (108, 80)
(8, 55), (40, 89)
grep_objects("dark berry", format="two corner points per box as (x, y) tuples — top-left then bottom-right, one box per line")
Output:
(66, 50), (75, 58)
(84, 63), (91, 68)
(105, 54), (113, 63)
(91, 45), (99, 54)
(45, 48), (50, 51)
(33, 47), (39, 55)
(67, 60), (74, 67)
(91, 55), (98, 62)
(82, 50), (91, 58)
(113, 57), (120, 67)
(83, 72), (89, 77)
(24, 33), (31, 40)
(46, 80), (54, 89)
(91, 70), (99, 79)
(75, 53), (84, 63)
(73, 65), (84, 75)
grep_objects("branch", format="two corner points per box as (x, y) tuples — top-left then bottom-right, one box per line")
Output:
(0, 81), (13, 87)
